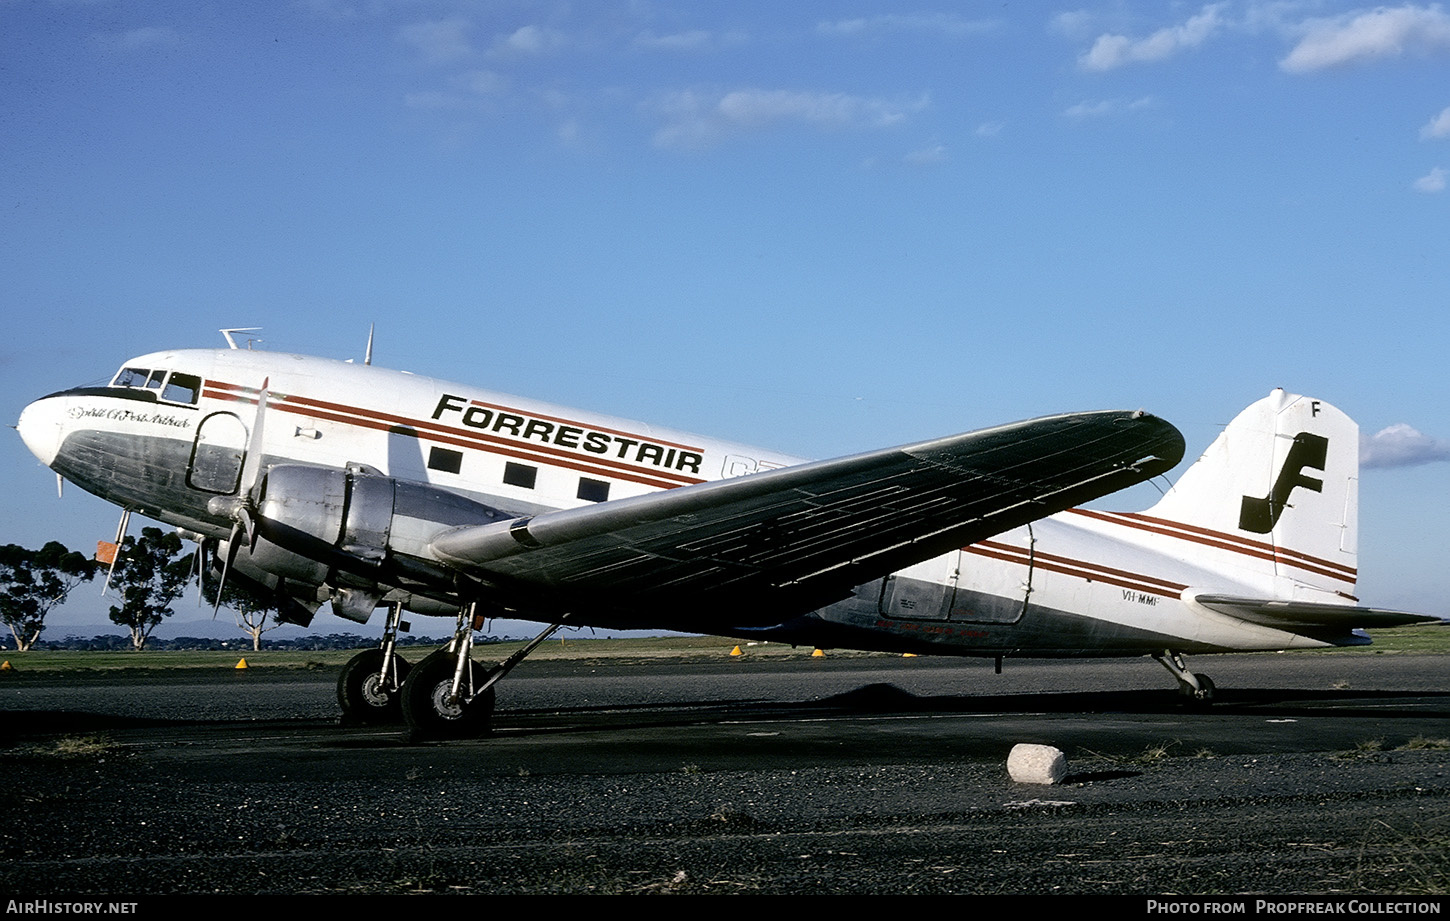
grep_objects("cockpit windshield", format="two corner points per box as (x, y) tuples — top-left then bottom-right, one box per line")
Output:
(110, 367), (202, 405)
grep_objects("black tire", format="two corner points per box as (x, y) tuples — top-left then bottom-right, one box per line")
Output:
(1178, 672), (1216, 706)
(1191, 673), (1215, 702)
(337, 649), (411, 724)
(400, 650), (495, 740)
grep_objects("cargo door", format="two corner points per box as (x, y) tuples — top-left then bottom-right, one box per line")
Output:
(948, 524), (1034, 624)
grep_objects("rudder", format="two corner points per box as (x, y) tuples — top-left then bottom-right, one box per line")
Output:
(1144, 389), (1359, 601)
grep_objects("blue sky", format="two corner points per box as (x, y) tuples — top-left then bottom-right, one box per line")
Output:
(2, 1), (1448, 626)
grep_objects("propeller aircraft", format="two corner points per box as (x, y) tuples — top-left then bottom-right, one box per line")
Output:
(15, 335), (1437, 738)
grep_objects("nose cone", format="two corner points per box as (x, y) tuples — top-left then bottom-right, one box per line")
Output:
(16, 396), (64, 467)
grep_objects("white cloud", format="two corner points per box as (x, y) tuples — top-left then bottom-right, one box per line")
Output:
(557, 118), (583, 147)
(1051, 11), (1097, 41)
(402, 70), (509, 113)
(904, 144), (948, 166)
(1421, 106), (1450, 138)
(634, 30), (714, 52)
(500, 25), (565, 55)
(1079, 4), (1226, 71)
(817, 14), (995, 39)
(1280, 5), (1450, 73)
(399, 18), (473, 64)
(1361, 423), (1450, 468)
(458, 70), (507, 97)
(1063, 96), (1156, 120)
(1414, 166), (1447, 192)
(651, 89), (926, 150)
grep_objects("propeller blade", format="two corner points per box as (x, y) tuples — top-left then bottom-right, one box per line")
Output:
(194, 539), (207, 607)
(207, 378), (273, 619)
(214, 524), (243, 619)
(238, 377), (269, 498)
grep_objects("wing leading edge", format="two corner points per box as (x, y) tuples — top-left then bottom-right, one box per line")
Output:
(431, 410), (1185, 626)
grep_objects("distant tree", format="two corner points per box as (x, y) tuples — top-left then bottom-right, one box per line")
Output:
(107, 528), (193, 650)
(201, 571), (282, 652)
(0, 542), (98, 651)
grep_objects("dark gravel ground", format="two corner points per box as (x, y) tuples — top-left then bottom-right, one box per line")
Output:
(2, 744), (1447, 895)
(0, 654), (1446, 896)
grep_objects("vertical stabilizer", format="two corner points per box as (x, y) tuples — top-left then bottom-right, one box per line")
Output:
(1144, 390), (1359, 601)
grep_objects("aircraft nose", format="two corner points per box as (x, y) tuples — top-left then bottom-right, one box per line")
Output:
(16, 396), (64, 467)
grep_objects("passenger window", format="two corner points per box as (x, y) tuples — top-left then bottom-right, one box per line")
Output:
(162, 372), (201, 405)
(428, 447), (463, 474)
(577, 478), (610, 502)
(503, 462), (537, 489)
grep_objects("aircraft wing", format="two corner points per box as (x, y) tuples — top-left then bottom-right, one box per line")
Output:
(430, 410), (1185, 625)
(1192, 594), (1447, 633)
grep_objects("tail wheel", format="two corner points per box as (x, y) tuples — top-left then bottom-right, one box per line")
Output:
(401, 650), (495, 740)
(337, 648), (411, 724)
(1178, 673), (1216, 706)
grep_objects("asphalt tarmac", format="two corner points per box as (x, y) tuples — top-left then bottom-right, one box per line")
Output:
(1, 651), (1447, 896)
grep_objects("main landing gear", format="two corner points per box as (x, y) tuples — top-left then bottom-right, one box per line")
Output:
(401, 647), (493, 739)
(1154, 650), (1216, 705)
(399, 604), (567, 742)
(337, 601), (412, 725)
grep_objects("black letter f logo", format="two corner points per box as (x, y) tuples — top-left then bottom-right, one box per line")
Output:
(1239, 433), (1329, 534)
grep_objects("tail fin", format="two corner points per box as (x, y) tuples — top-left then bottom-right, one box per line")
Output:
(1143, 389), (1359, 601)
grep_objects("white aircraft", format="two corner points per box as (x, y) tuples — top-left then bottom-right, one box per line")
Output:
(15, 339), (1437, 738)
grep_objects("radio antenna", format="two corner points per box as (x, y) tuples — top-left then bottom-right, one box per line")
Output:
(220, 328), (263, 350)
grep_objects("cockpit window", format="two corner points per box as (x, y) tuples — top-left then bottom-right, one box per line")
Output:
(112, 367), (152, 388)
(163, 373), (201, 405)
(110, 367), (202, 405)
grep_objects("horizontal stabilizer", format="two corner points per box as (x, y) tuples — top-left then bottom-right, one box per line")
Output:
(1192, 593), (1446, 632)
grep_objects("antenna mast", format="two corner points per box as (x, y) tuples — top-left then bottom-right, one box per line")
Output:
(220, 328), (263, 350)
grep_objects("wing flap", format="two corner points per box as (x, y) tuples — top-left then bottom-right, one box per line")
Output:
(431, 410), (1184, 621)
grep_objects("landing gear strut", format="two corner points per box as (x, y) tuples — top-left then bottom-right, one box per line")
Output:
(1155, 650), (1215, 705)
(400, 605), (567, 741)
(337, 601), (411, 724)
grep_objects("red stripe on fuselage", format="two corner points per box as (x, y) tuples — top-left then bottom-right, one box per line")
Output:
(201, 381), (708, 491)
(964, 540), (1188, 599)
(1064, 508), (1356, 586)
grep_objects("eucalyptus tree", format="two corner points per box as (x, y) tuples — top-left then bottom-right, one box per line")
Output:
(0, 542), (97, 650)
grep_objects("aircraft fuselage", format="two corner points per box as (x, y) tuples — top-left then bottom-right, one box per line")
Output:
(17, 348), (1363, 657)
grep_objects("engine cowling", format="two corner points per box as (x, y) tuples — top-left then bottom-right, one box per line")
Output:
(249, 464), (389, 580)
(216, 463), (508, 614)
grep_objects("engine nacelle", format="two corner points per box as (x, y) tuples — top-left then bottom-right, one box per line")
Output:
(248, 464), (391, 581)
(228, 462), (509, 600)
